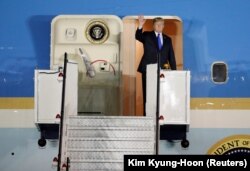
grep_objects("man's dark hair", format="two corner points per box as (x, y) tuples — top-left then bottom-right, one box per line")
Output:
(153, 17), (164, 24)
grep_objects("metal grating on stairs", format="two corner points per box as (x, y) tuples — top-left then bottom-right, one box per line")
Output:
(61, 116), (155, 171)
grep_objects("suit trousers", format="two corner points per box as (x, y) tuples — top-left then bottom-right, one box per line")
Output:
(142, 72), (146, 116)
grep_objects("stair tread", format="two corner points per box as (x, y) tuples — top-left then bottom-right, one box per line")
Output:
(67, 137), (154, 141)
(67, 148), (154, 152)
(68, 126), (154, 130)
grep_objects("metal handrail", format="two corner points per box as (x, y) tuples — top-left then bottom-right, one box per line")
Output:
(57, 53), (68, 171)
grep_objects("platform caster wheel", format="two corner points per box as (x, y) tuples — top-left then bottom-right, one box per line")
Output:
(38, 131), (47, 147)
(38, 137), (46, 147)
(181, 139), (189, 148)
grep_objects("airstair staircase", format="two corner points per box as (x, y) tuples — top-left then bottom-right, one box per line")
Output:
(59, 116), (155, 170)
(55, 55), (155, 171)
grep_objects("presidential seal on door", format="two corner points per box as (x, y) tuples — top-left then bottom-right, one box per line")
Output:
(86, 20), (109, 44)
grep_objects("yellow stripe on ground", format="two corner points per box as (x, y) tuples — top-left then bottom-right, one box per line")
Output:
(0, 98), (34, 109)
(191, 98), (250, 110)
(0, 98), (250, 110)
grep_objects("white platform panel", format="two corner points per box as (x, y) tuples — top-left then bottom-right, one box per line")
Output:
(34, 70), (62, 123)
(146, 64), (190, 125)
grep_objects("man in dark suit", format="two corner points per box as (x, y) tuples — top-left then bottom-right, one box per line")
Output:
(135, 16), (177, 116)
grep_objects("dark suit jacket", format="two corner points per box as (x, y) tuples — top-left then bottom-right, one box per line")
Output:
(135, 28), (177, 73)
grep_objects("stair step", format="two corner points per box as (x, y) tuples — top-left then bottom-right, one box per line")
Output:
(68, 126), (153, 130)
(67, 140), (154, 150)
(68, 150), (153, 160)
(67, 148), (154, 152)
(68, 128), (154, 139)
(68, 116), (154, 127)
(69, 161), (123, 170)
(67, 137), (153, 141)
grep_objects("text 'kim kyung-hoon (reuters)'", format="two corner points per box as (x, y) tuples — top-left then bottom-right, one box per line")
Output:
(124, 155), (249, 170)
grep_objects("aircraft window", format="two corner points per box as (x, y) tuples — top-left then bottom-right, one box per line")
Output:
(211, 62), (227, 83)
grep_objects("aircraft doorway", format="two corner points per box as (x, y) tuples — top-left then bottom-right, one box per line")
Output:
(122, 16), (183, 116)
